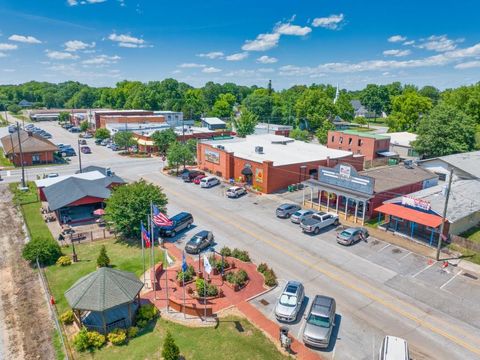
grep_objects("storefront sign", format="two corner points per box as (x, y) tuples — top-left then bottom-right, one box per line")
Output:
(339, 165), (351, 178)
(401, 196), (431, 211)
(255, 168), (263, 183)
(318, 164), (374, 195)
(205, 149), (220, 164)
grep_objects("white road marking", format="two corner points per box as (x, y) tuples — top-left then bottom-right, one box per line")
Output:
(413, 262), (436, 278)
(440, 270), (463, 290)
(399, 251), (412, 260)
(6, 171), (10, 177)
(378, 244), (391, 252)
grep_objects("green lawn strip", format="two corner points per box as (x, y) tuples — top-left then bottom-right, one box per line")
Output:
(460, 226), (480, 243)
(0, 147), (13, 167)
(448, 244), (480, 266)
(52, 329), (66, 360)
(77, 316), (287, 360)
(45, 239), (164, 314)
(348, 126), (374, 132)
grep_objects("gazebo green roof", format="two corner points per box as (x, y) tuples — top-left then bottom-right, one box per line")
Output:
(65, 267), (144, 312)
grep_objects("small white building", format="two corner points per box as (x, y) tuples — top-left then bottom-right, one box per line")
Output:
(385, 132), (418, 160)
(201, 117), (227, 130)
(418, 150), (480, 182)
(154, 111), (185, 127)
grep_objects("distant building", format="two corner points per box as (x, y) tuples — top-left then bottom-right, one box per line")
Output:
(254, 123), (292, 137)
(92, 110), (154, 128)
(350, 100), (376, 118)
(154, 111), (184, 127)
(99, 114), (166, 129)
(418, 150), (480, 182)
(385, 132), (418, 160)
(201, 117), (227, 130)
(327, 130), (393, 161)
(18, 99), (33, 108)
(0, 130), (57, 166)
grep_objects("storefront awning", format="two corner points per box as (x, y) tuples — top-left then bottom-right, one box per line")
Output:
(375, 203), (443, 228)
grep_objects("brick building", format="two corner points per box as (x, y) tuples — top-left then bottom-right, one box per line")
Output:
(327, 130), (391, 161)
(1, 130), (58, 166)
(97, 113), (163, 129)
(92, 110), (154, 128)
(197, 134), (364, 194)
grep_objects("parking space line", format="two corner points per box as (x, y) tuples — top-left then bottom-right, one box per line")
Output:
(412, 262), (437, 278)
(399, 251), (412, 260)
(440, 270), (463, 290)
(377, 244), (390, 252)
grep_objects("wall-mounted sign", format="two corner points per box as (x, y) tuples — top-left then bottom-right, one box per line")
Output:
(401, 196), (431, 211)
(205, 149), (220, 164)
(318, 163), (374, 195)
(255, 168), (263, 183)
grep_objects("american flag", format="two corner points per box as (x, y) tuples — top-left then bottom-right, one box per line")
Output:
(152, 204), (173, 227)
(140, 222), (151, 248)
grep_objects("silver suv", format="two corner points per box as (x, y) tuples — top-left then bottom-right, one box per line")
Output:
(290, 209), (315, 224)
(276, 203), (301, 218)
(274, 281), (305, 322)
(302, 295), (336, 348)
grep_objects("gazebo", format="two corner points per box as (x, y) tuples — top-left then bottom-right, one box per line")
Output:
(65, 267), (144, 334)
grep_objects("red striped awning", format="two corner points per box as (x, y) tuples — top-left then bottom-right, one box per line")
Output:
(375, 203), (443, 228)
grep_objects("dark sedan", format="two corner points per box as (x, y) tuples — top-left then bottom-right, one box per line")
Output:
(185, 231), (214, 254)
(80, 146), (91, 154)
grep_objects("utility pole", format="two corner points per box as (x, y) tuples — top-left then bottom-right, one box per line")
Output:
(267, 80), (272, 133)
(77, 139), (83, 173)
(436, 168), (454, 260)
(16, 122), (26, 188)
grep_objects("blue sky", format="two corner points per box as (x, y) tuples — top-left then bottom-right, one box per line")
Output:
(0, 0), (479, 90)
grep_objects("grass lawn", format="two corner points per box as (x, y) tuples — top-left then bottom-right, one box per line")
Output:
(460, 226), (480, 243)
(448, 244), (480, 266)
(9, 112), (31, 122)
(77, 316), (287, 360)
(348, 126), (374, 132)
(0, 148), (13, 167)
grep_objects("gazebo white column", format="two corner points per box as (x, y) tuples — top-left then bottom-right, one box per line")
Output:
(335, 195), (339, 213)
(345, 197), (349, 220)
(354, 200), (359, 223)
(326, 192), (330, 212)
(362, 201), (367, 225)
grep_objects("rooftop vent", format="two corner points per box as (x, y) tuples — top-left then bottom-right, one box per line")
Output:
(217, 145), (225, 150)
(255, 146), (264, 154)
(403, 160), (415, 169)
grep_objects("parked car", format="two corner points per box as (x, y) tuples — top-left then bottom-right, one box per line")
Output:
(8, 125), (17, 133)
(276, 203), (301, 218)
(185, 230), (214, 254)
(69, 127), (81, 133)
(80, 146), (91, 154)
(302, 295), (336, 348)
(200, 176), (220, 188)
(110, 143), (119, 151)
(226, 186), (247, 198)
(83, 133), (93, 138)
(182, 170), (205, 182)
(336, 227), (369, 246)
(62, 124), (73, 129)
(379, 336), (409, 360)
(158, 212), (194, 237)
(193, 174), (207, 184)
(290, 209), (315, 224)
(100, 139), (110, 146)
(300, 212), (339, 234)
(274, 281), (305, 322)
(94, 138), (103, 145)
(61, 148), (76, 157)
(47, 173), (59, 178)
(79, 139), (87, 145)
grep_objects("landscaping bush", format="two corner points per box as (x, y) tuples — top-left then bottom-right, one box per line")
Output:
(209, 255), (229, 273)
(22, 237), (62, 265)
(96, 245), (110, 267)
(225, 269), (249, 287)
(60, 310), (74, 325)
(232, 248), (251, 262)
(162, 330), (180, 360)
(263, 269), (278, 287)
(196, 278), (218, 297)
(257, 263), (268, 274)
(56, 255), (72, 267)
(73, 328), (105, 352)
(127, 326), (139, 339)
(136, 304), (159, 328)
(176, 265), (195, 282)
(108, 328), (127, 346)
(87, 331), (106, 349)
(219, 246), (232, 257)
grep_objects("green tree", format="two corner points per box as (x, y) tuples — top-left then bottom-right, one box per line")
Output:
(295, 88), (336, 130)
(167, 141), (195, 172)
(186, 138), (197, 155)
(22, 237), (62, 265)
(413, 102), (476, 158)
(419, 86), (440, 105)
(211, 93), (236, 118)
(104, 179), (168, 239)
(94, 128), (111, 140)
(289, 128), (309, 141)
(315, 121), (335, 145)
(113, 131), (137, 150)
(58, 111), (70, 123)
(233, 110), (258, 137)
(79, 120), (89, 132)
(7, 104), (21, 114)
(96, 245), (110, 267)
(151, 128), (177, 155)
(162, 331), (180, 360)
(387, 91), (432, 132)
(335, 92), (354, 121)
(182, 88), (206, 120)
(243, 89), (273, 121)
(360, 84), (389, 121)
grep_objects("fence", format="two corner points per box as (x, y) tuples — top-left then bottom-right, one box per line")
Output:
(450, 235), (480, 252)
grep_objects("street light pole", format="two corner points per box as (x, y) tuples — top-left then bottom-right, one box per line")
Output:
(436, 168), (454, 260)
(77, 139), (83, 173)
(16, 122), (26, 188)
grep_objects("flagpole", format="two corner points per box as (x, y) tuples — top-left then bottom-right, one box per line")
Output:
(165, 250), (169, 312)
(150, 201), (157, 300)
(141, 222), (146, 286)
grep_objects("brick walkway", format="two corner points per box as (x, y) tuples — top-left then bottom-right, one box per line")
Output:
(237, 301), (321, 360)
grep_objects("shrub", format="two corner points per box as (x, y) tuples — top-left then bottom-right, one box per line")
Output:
(60, 310), (74, 325)
(127, 326), (139, 339)
(176, 265), (195, 282)
(209, 255), (229, 273)
(232, 248), (251, 262)
(108, 328), (127, 346)
(195, 278), (218, 297)
(96, 245), (110, 267)
(263, 269), (278, 287)
(73, 328), (105, 352)
(22, 237), (62, 265)
(56, 255), (72, 267)
(136, 304), (159, 328)
(219, 246), (231, 257)
(162, 331), (180, 360)
(87, 331), (106, 349)
(257, 263), (268, 274)
(226, 270), (249, 287)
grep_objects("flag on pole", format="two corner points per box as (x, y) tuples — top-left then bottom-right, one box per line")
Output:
(141, 222), (151, 248)
(152, 205), (173, 227)
(203, 254), (212, 275)
(181, 252), (188, 272)
(165, 250), (175, 266)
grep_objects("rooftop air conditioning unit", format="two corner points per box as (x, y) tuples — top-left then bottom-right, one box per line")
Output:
(217, 145), (225, 150)
(255, 146), (264, 154)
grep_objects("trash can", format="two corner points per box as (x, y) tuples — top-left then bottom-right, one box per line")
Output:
(280, 326), (289, 338)
(288, 185), (293, 192)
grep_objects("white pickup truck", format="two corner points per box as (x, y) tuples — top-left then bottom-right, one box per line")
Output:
(300, 212), (339, 234)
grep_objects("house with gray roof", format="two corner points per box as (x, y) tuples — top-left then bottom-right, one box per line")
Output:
(418, 150), (480, 182)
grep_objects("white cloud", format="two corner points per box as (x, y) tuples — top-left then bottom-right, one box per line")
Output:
(258, 68), (275, 73)
(225, 52), (249, 61)
(45, 50), (79, 60)
(312, 14), (345, 30)
(403, 40), (415, 46)
(388, 35), (407, 43)
(197, 51), (224, 59)
(202, 67), (222, 73)
(383, 49), (411, 57)
(82, 54), (120, 65)
(275, 23), (311, 36)
(179, 63), (206, 68)
(108, 33), (145, 45)
(257, 55), (278, 64)
(0, 53), (7, 58)
(0, 43), (18, 51)
(64, 40), (95, 52)
(3, 68), (15, 72)
(454, 61), (480, 70)
(8, 35), (42, 44)
(68, 0), (107, 5)
(242, 33), (280, 51)
(416, 35), (461, 52)
(172, 69), (182, 74)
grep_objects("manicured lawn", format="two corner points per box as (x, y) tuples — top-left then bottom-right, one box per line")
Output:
(460, 226), (480, 244)
(45, 239), (164, 314)
(77, 316), (287, 360)
(448, 244), (480, 266)
(0, 148), (13, 167)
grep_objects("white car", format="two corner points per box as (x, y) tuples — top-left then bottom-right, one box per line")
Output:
(300, 212), (339, 234)
(200, 176), (220, 188)
(379, 336), (409, 360)
(226, 186), (246, 198)
(290, 209), (315, 224)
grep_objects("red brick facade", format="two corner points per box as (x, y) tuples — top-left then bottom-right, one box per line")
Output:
(94, 111), (154, 128)
(9, 150), (55, 167)
(327, 130), (390, 161)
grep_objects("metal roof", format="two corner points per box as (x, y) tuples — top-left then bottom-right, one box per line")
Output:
(201, 117), (226, 125)
(419, 151), (480, 179)
(1, 130), (58, 154)
(65, 267), (143, 312)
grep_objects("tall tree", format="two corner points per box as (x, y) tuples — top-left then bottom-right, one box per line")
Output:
(151, 128), (177, 155)
(113, 131), (137, 150)
(295, 88), (336, 130)
(233, 109), (258, 137)
(167, 141), (194, 172)
(182, 88), (207, 120)
(243, 89), (273, 121)
(360, 84), (389, 120)
(315, 121), (335, 145)
(387, 90), (432, 132)
(211, 93), (236, 118)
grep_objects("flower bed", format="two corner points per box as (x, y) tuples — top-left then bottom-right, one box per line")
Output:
(225, 269), (249, 292)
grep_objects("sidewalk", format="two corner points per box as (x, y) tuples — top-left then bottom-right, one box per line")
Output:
(237, 301), (321, 360)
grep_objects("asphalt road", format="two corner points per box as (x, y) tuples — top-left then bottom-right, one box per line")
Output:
(2, 121), (480, 359)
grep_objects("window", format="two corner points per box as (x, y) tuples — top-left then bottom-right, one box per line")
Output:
(331, 135), (335, 142)
(358, 139), (362, 146)
(348, 137), (352, 145)
(434, 172), (447, 181)
(32, 154), (41, 164)
(408, 148), (419, 157)
(339, 136), (343, 144)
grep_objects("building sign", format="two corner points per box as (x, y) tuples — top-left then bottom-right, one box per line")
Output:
(255, 168), (263, 183)
(401, 196), (431, 211)
(318, 164), (374, 195)
(205, 149), (220, 164)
